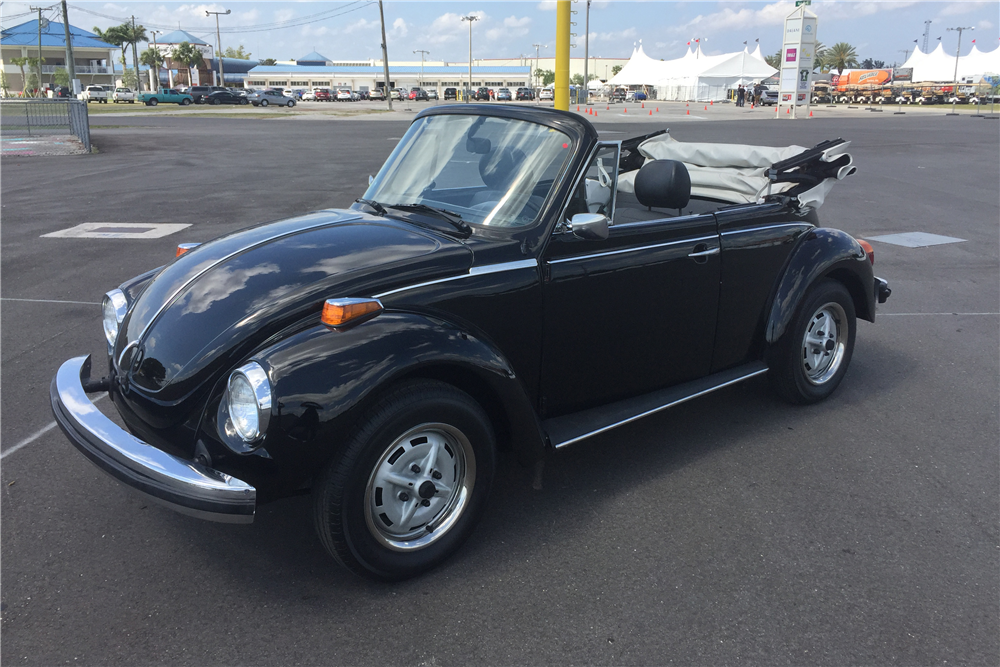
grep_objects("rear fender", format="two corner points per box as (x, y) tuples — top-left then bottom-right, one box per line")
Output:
(765, 228), (875, 345)
(253, 311), (547, 471)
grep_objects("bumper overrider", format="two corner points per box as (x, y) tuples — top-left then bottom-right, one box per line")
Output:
(50, 355), (256, 523)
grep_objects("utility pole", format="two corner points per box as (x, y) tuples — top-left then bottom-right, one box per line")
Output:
(60, 0), (76, 88)
(129, 16), (141, 91)
(413, 49), (429, 91)
(582, 0), (590, 103)
(946, 25), (973, 115)
(150, 30), (162, 90)
(378, 0), (392, 110)
(899, 48), (910, 62)
(206, 9), (230, 87)
(30, 6), (44, 95)
(462, 15), (479, 102)
(922, 20), (932, 52)
(532, 43), (545, 90)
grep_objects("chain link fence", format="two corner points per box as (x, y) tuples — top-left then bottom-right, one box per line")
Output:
(0, 99), (91, 154)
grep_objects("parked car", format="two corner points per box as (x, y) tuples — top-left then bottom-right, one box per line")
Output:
(337, 89), (355, 102)
(760, 85), (779, 105)
(496, 88), (512, 101)
(539, 88), (554, 101)
(426, 89), (439, 100)
(138, 88), (194, 106)
(516, 87), (534, 101)
(50, 106), (889, 583)
(634, 91), (648, 101)
(78, 85), (109, 103)
(186, 86), (215, 104)
(112, 87), (136, 103)
(390, 89), (403, 100)
(302, 90), (317, 101)
(314, 89), (332, 102)
(409, 88), (429, 101)
(206, 90), (249, 105)
(475, 87), (491, 101)
(369, 88), (386, 101)
(444, 87), (457, 100)
(247, 89), (296, 107)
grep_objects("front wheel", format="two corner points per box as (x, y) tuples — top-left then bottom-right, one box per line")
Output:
(313, 380), (496, 581)
(240, 98), (248, 105)
(260, 99), (268, 107)
(768, 279), (856, 405)
(180, 98), (191, 106)
(212, 98), (221, 105)
(148, 98), (158, 106)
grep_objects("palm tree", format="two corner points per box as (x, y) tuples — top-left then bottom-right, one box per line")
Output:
(93, 25), (129, 76)
(121, 23), (148, 90)
(827, 42), (859, 76)
(10, 56), (30, 95)
(812, 42), (828, 72)
(140, 47), (164, 90)
(765, 49), (781, 69)
(171, 42), (203, 87)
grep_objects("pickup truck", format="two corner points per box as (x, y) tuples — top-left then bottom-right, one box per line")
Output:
(78, 85), (109, 103)
(112, 87), (136, 103)
(138, 88), (194, 106)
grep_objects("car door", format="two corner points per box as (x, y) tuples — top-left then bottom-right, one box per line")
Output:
(539, 143), (721, 417)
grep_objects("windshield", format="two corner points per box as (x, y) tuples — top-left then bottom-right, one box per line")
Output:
(363, 114), (575, 228)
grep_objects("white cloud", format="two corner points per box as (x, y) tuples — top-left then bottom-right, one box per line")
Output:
(537, 1), (557, 11)
(391, 17), (408, 38)
(939, 1), (993, 17)
(486, 15), (532, 41)
(976, 19), (994, 30)
(589, 27), (638, 43)
(427, 11), (485, 45)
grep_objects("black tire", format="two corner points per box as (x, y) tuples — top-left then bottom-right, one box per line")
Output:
(212, 98), (221, 105)
(180, 98), (191, 106)
(768, 279), (857, 405)
(240, 98), (248, 105)
(148, 98), (158, 106)
(287, 99), (295, 107)
(313, 380), (496, 581)
(260, 99), (268, 107)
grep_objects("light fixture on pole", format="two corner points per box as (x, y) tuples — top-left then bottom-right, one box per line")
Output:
(413, 49), (429, 93)
(946, 25), (972, 115)
(462, 15), (479, 102)
(532, 43), (546, 90)
(205, 8), (231, 87)
(150, 29), (163, 90)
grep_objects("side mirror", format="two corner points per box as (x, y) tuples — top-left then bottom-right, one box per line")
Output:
(569, 213), (609, 240)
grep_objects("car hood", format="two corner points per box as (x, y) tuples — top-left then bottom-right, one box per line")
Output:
(115, 209), (472, 411)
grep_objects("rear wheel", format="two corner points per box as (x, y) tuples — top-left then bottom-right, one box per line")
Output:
(287, 99), (295, 107)
(240, 98), (248, 105)
(313, 380), (496, 581)
(212, 98), (221, 105)
(769, 279), (856, 404)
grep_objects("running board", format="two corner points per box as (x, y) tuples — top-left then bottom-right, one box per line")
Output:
(544, 361), (768, 449)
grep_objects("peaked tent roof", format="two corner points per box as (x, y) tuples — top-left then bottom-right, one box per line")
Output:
(609, 42), (776, 86)
(900, 42), (1000, 81)
(0, 19), (115, 49)
(156, 30), (209, 45)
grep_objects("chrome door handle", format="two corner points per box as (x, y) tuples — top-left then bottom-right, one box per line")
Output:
(688, 246), (720, 258)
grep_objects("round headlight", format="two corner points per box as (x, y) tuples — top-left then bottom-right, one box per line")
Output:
(102, 290), (128, 347)
(227, 362), (271, 443)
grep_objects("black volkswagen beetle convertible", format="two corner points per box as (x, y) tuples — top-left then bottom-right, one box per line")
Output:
(52, 105), (890, 580)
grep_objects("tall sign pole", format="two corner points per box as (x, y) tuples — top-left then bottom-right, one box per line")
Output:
(462, 15), (479, 102)
(554, 0), (570, 110)
(778, 0), (817, 119)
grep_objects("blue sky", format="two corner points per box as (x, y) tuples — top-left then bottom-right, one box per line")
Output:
(4, 1), (998, 67)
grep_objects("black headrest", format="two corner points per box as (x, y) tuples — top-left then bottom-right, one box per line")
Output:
(633, 159), (691, 210)
(479, 147), (524, 190)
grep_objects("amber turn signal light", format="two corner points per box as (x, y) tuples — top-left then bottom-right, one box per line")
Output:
(321, 298), (383, 328)
(857, 239), (875, 266)
(176, 243), (201, 257)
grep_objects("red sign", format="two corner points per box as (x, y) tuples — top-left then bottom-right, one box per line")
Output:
(830, 74), (840, 85)
(786, 48), (797, 62)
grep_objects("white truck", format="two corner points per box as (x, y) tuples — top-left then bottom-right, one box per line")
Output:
(112, 87), (136, 103)
(78, 85), (109, 103)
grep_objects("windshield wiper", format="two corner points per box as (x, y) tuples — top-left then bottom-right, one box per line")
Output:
(387, 203), (472, 236)
(355, 198), (387, 215)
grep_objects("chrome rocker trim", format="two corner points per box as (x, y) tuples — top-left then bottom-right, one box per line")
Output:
(50, 356), (256, 524)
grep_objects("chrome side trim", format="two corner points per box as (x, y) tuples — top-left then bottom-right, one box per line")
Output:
(548, 234), (718, 264)
(721, 222), (814, 236)
(51, 356), (256, 523)
(133, 215), (361, 348)
(374, 259), (538, 298)
(552, 367), (769, 449)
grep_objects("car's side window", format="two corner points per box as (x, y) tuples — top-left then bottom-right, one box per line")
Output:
(564, 143), (620, 223)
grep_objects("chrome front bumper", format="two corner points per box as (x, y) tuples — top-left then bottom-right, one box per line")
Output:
(50, 355), (256, 523)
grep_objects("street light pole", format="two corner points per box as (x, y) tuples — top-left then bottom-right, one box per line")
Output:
(946, 25), (973, 115)
(150, 30), (162, 90)
(462, 15), (479, 102)
(532, 43), (544, 90)
(413, 49), (429, 92)
(378, 0), (392, 110)
(206, 8), (230, 87)
(582, 0), (590, 104)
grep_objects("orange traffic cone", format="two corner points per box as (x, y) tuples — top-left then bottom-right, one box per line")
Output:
(786, 107), (790, 114)
(704, 105), (707, 111)
(710, 100), (714, 106)
(624, 107), (627, 113)
(641, 102), (645, 108)
(686, 109), (690, 115)
(606, 105), (609, 110)
(577, 105), (580, 111)
(594, 110), (597, 117)
(656, 107), (659, 112)
(809, 110), (813, 117)
(649, 110), (652, 115)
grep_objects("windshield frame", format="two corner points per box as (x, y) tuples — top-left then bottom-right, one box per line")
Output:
(361, 105), (598, 236)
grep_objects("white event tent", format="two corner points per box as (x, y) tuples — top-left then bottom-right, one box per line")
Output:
(899, 42), (1000, 82)
(609, 42), (777, 102)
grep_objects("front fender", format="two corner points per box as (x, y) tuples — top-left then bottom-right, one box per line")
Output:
(765, 228), (875, 344)
(254, 310), (546, 473)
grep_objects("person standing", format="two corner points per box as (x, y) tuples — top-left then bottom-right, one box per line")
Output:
(753, 82), (762, 107)
(737, 84), (745, 107)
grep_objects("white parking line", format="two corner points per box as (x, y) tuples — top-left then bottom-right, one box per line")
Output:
(881, 312), (999, 316)
(1, 298), (101, 305)
(1, 394), (107, 460)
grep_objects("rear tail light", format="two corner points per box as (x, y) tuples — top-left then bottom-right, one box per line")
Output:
(858, 239), (875, 266)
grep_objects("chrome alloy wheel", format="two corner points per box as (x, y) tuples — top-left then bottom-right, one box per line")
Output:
(801, 301), (848, 385)
(364, 423), (475, 552)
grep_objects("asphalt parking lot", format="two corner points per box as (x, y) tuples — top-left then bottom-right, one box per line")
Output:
(2, 106), (998, 665)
